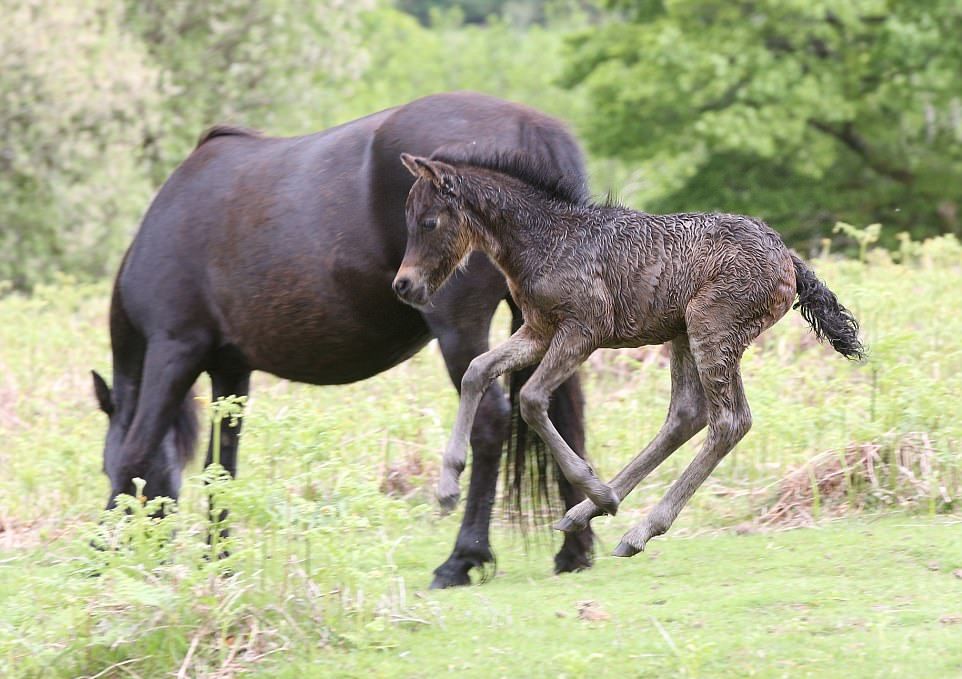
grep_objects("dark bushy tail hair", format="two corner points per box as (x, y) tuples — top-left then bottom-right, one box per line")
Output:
(175, 387), (200, 466)
(791, 253), (866, 360)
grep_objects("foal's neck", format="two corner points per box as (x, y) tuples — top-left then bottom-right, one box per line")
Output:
(462, 171), (574, 284)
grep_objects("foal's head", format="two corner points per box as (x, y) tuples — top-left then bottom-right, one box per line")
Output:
(393, 153), (473, 307)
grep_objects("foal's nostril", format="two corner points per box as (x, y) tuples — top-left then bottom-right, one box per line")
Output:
(394, 277), (412, 297)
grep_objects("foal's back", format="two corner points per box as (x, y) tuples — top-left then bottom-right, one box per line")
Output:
(581, 208), (796, 348)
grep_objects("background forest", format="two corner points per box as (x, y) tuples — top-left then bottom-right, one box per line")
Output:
(2, 0), (960, 289)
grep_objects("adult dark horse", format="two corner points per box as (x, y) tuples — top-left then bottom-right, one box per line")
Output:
(90, 92), (594, 588)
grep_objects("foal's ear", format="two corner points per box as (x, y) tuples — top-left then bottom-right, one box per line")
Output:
(91, 370), (114, 416)
(400, 152), (425, 178)
(400, 153), (457, 195)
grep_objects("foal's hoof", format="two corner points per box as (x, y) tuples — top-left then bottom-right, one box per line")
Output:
(554, 498), (603, 533)
(612, 540), (642, 558)
(436, 472), (461, 514)
(613, 520), (664, 557)
(587, 484), (619, 517)
(436, 487), (460, 515)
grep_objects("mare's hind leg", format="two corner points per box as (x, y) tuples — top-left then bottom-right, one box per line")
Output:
(550, 371), (596, 573)
(204, 365), (251, 547)
(613, 319), (758, 557)
(518, 331), (618, 515)
(556, 336), (707, 533)
(106, 335), (209, 506)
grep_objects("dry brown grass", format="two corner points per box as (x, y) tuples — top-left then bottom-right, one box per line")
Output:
(755, 432), (955, 528)
(379, 450), (437, 500)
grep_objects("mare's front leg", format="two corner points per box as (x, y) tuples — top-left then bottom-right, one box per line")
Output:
(518, 331), (619, 516)
(203, 365), (251, 553)
(437, 326), (547, 512)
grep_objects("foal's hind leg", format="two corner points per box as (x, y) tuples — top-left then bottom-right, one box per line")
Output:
(518, 332), (619, 515)
(613, 322), (756, 557)
(556, 336), (707, 533)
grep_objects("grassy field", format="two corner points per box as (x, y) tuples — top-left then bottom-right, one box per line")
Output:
(1, 235), (961, 677)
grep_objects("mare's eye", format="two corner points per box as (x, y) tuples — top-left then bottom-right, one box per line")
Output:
(420, 218), (438, 232)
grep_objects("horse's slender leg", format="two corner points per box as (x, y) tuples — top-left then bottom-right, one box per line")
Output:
(204, 367), (251, 547)
(613, 324), (755, 557)
(107, 335), (208, 506)
(518, 333), (619, 515)
(556, 336), (707, 533)
(427, 322), (510, 588)
(437, 326), (547, 511)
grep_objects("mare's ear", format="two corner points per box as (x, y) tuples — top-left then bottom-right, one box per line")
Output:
(399, 153), (458, 196)
(91, 370), (114, 416)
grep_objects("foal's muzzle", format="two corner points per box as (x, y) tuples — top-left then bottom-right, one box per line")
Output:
(392, 271), (430, 308)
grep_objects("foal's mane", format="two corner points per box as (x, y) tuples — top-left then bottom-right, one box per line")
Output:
(431, 148), (589, 206)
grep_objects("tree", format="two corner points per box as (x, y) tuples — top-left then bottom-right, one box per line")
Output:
(562, 0), (962, 245)
(0, 1), (162, 288)
(123, 0), (373, 181)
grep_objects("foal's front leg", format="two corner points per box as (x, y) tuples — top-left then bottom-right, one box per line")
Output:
(437, 326), (547, 512)
(518, 333), (619, 516)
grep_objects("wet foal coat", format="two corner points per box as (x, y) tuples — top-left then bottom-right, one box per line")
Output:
(394, 152), (863, 556)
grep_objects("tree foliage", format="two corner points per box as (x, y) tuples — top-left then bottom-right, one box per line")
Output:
(563, 0), (962, 245)
(0, 1), (162, 288)
(2, 0), (960, 288)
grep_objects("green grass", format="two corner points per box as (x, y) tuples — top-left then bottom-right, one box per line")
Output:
(1, 236), (961, 677)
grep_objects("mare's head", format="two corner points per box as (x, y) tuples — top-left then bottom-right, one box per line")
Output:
(393, 153), (473, 308)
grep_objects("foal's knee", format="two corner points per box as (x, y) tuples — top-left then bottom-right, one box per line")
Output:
(461, 357), (490, 395)
(519, 385), (549, 424)
(711, 407), (752, 446)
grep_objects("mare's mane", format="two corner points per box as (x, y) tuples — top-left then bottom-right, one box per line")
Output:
(195, 124), (261, 148)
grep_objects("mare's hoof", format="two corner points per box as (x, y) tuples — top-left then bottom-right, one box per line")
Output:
(554, 549), (593, 575)
(612, 540), (642, 558)
(429, 570), (471, 589)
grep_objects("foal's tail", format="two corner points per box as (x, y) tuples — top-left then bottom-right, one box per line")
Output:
(791, 253), (865, 360)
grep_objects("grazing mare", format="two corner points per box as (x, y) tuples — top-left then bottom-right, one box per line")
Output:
(90, 92), (595, 588)
(393, 151), (865, 556)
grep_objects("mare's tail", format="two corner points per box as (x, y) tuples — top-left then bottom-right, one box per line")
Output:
(791, 253), (866, 360)
(502, 301), (586, 530)
(173, 387), (200, 466)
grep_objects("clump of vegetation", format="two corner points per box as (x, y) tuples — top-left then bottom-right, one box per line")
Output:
(0, 230), (960, 675)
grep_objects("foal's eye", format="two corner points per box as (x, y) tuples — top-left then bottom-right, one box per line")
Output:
(420, 218), (438, 232)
